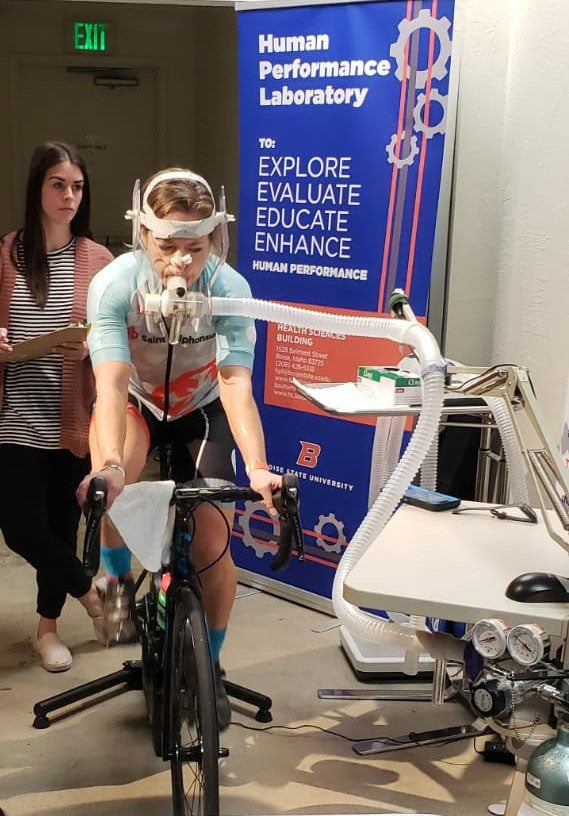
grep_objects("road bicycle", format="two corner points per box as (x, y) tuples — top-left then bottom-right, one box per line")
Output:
(33, 472), (303, 816)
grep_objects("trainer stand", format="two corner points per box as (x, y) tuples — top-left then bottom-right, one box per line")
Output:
(33, 652), (272, 730)
(33, 662), (272, 730)
(33, 587), (273, 729)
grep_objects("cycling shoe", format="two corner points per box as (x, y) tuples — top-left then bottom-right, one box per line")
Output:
(214, 662), (231, 731)
(103, 577), (139, 645)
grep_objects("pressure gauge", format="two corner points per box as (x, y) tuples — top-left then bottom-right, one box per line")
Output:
(472, 619), (510, 659)
(506, 623), (550, 667)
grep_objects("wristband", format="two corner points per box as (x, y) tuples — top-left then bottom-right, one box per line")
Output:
(245, 460), (270, 476)
(101, 462), (126, 479)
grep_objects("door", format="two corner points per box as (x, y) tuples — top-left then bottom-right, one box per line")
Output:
(12, 61), (159, 252)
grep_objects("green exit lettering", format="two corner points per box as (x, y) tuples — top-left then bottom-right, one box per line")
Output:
(73, 22), (107, 52)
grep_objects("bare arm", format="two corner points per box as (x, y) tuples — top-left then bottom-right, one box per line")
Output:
(76, 360), (130, 507)
(218, 364), (281, 514)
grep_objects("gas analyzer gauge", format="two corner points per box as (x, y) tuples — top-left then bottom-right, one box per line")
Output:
(506, 623), (550, 667)
(472, 618), (510, 659)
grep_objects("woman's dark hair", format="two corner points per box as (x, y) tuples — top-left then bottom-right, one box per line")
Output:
(10, 141), (92, 307)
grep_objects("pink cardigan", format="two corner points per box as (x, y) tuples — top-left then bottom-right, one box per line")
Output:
(0, 232), (114, 457)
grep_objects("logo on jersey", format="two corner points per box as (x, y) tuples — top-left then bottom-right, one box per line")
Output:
(297, 441), (321, 469)
(150, 360), (218, 416)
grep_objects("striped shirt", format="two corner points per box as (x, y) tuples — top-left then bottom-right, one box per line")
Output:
(0, 239), (76, 448)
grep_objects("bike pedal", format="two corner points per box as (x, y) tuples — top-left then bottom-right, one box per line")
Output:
(218, 747), (229, 759)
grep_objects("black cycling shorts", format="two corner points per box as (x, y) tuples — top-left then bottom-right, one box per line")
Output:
(128, 396), (236, 485)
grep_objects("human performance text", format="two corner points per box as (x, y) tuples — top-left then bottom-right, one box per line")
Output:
(253, 154), (366, 273)
(258, 32), (391, 109)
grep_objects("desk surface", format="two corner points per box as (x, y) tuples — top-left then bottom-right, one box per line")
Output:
(343, 504), (569, 638)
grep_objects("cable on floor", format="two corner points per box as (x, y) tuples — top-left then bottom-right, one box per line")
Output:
(230, 719), (478, 753)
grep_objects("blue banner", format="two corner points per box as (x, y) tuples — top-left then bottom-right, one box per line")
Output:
(234, 0), (455, 603)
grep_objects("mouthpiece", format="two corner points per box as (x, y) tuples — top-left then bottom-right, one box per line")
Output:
(167, 276), (187, 299)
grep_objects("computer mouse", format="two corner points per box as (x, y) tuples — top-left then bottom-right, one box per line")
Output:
(506, 572), (569, 603)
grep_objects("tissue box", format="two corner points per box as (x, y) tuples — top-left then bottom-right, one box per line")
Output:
(356, 366), (421, 406)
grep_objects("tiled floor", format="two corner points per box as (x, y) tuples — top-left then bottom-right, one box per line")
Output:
(0, 545), (513, 816)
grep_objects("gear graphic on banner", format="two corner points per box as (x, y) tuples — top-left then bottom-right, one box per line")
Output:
(240, 500), (279, 559)
(413, 88), (448, 138)
(389, 9), (452, 88)
(385, 131), (420, 168)
(314, 512), (346, 554)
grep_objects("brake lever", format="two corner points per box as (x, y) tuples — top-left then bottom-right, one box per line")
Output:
(83, 476), (108, 577)
(282, 475), (304, 561)
(270, 473), (304, 572)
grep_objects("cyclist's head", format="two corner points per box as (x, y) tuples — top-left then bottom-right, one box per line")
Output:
(132, 168), (233, 286)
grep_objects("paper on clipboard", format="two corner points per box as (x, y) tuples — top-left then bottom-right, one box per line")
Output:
(0, 324), (89, 363)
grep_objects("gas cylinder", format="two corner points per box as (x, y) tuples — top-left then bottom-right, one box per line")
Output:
(517, 722), (569, 815)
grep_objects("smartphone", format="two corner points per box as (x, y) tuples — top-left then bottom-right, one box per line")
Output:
(402, 484), (460, 511)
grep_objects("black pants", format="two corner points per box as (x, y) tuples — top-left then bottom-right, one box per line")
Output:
(0, 444), (91, 619)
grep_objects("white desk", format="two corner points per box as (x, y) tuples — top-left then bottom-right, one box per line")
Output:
(343, 503), (569, 814)
(344, 503), (569, 641)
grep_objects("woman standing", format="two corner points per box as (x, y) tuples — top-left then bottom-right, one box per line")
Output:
(0, 141), (114, 672)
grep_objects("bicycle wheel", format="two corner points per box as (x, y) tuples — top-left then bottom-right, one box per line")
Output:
(169, 586), (219, 816)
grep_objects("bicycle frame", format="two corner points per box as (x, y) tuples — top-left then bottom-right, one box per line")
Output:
(159, 494), (210, 761)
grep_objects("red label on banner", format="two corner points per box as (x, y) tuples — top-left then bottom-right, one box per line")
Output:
(264, 302), (413, 426)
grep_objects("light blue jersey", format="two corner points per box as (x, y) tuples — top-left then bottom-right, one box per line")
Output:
(87, 250), (256, 420)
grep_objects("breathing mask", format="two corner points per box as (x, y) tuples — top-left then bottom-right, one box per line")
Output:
(125, 170), (235, 343)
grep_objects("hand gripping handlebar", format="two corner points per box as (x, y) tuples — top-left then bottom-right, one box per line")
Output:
(172, 472), (304, 572)
(82, 472), (304, 577)
(269, 473), (304, 572)
(82, 476), (108, 577)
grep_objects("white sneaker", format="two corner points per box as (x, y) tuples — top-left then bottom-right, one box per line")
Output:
(33, 632), (72, 672)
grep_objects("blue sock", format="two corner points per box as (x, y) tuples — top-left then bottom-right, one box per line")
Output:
(101, 545), (132, 578)
(207, 627), (227, 664)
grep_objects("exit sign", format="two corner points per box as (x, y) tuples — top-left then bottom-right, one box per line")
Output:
(73, 21), (107, 52)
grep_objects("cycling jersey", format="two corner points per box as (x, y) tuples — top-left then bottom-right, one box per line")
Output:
(87, 250), (255, 421)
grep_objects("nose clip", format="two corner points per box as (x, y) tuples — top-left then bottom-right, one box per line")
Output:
(171, 252), (192, 272)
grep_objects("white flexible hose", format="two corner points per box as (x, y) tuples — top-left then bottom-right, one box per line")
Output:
(367, 418), (392, 508)
(483, 396), (530, 504)
(212, 297), (466, 664)
(420, 431), (439, 491)
(385, 415), (407, 483)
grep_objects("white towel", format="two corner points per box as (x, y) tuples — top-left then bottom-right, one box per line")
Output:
(107, 481), (175, 572)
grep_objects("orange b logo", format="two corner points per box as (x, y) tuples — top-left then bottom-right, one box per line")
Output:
(297, 440), (321, 469)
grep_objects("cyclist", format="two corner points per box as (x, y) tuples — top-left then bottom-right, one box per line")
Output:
(76, 167), (281, 729)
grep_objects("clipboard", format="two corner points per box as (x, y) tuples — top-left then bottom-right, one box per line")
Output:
(0, 324), (89, 363)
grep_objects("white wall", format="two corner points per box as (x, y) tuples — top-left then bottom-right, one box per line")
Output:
(444, 0), (510, 365)
(446, 0), (569, 438)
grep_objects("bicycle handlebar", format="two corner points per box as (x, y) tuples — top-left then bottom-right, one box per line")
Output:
(82, 472), (304, 577)
(82, 476), (108, 577)
(173, 472), (304, 572)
